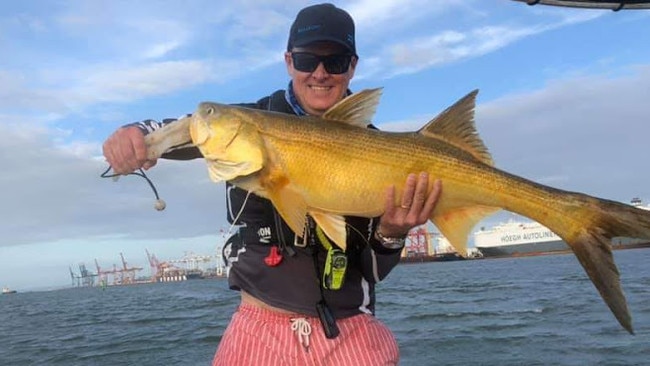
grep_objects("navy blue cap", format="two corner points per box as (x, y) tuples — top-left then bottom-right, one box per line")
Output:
(287, 3), (356, 55)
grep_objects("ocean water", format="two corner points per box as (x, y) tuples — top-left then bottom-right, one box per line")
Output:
(1, 249), (649, 366)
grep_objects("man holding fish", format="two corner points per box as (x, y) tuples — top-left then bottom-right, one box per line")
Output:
(103, 3), (440, 365)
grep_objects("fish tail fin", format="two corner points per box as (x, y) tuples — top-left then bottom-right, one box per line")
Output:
(593, 197), (650, 240)
(569, 229), (632, 334)
(559, 196), (650, 335)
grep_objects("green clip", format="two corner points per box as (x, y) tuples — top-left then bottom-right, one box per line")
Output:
(315, 226), (348, 290)
(323, 248), (347, 291)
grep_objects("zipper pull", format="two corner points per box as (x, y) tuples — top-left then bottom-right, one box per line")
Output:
(264, 245), (283, 267)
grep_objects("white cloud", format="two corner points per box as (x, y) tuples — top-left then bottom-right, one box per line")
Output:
(0, 121), (228, 247)
(142, 40), (185, 60)
(76, 61), (216, 102)
(349, 0), (463, 31)
(0, 2), (305, 126)
(373, 24), (537, 78)
(477, 64), (650, 200)
(356, 4), (603, 80)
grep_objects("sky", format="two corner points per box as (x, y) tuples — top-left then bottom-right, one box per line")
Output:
(1, 0), (649, 291)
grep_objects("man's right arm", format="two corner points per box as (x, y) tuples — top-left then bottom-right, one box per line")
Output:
(103, 95), (272, 174)
(103, 116), (201, 175)
(128, 117), (203, 160)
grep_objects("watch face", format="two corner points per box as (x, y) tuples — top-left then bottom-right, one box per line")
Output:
(384, 237), (405, 248)
(375, 230), (405, 249)
(385, 241), (404, 249)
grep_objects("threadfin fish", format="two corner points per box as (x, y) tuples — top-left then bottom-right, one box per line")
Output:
(144, 88), (650, 334)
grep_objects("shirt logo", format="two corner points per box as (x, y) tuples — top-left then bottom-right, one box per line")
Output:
(257, 226), (272, 244)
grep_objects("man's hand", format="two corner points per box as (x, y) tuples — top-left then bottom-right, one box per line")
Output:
(102, 126), (157, 175)
(378, 172), (442, 238)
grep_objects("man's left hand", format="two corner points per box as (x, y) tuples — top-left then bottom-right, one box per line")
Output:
(378, 172), (442, 238)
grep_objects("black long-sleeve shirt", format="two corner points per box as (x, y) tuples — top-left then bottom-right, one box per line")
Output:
(129, 89), (403, 318)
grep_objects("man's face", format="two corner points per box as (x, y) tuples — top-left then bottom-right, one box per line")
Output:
(285, 41), (357, 116)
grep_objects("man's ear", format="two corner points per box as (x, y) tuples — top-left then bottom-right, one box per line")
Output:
(284, 52), (294, 76)
(348, 56), (358, 77)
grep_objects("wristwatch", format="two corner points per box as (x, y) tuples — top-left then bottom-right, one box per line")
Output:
(374, 229), (406, 250)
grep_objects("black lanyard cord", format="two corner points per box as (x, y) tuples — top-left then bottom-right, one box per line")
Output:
(307, 216), (340, 339)
(100, 165), (166, 211)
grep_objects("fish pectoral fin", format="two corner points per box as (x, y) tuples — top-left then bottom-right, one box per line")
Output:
(270, 188), (309, 242)
(569, 230), (632, 334)
(206, 160), (261, 182)
(432, 205), (501, 256)
(310, 212), (347, 251)
(322, 88), (383, 128)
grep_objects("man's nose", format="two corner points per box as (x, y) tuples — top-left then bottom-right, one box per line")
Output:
(311, 61), (330, 79)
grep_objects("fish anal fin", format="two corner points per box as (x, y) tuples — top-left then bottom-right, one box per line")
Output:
(322, 88), (383, 128)
(569, 229), (633, 334)
(432, 205), (500, 256)
(418, 90), (494, 166)
(269, 187), (309, 242)
(310, 212), (348, 251)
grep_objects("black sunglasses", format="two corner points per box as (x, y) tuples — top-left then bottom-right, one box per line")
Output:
(291, 52), (353, 75)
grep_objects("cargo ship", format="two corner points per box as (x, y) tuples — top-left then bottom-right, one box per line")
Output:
(474, 198), (650, 258)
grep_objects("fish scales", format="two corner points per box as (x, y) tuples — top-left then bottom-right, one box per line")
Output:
(142, 88), (650, 334)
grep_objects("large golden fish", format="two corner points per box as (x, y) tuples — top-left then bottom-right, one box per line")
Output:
(144, 88), (650, 334)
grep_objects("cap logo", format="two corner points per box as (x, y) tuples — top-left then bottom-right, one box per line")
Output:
(287, 4), (356, 54)
(298, 24), (321, 33)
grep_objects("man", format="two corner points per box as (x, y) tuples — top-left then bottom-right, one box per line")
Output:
(103, 3), (441, 365)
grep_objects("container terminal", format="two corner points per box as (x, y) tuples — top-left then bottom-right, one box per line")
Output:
(69, 250), (226, 288)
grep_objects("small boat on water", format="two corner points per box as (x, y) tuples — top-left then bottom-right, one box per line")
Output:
(2, 287), (17, 294)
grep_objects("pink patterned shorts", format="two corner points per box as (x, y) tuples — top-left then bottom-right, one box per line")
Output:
(212, 304), (399, 366)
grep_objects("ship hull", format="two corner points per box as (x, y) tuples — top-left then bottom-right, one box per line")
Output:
(475, 200), (650, 258)
(477, 239), (568, 257)
(400, 252), (466, 264)
(477, 237), (650, 258)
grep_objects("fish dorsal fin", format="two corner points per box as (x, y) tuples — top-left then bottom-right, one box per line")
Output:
(431, 205), (501, 256)
(418, 90), (494, 166)
(322, 88), (383, 127)
(310, 211), (348, 251)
